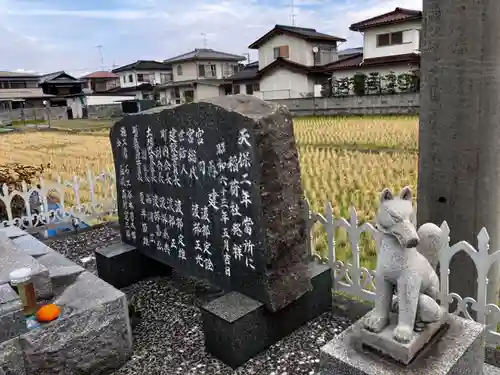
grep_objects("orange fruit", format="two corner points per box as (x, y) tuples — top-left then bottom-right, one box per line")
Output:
(35, 304), (61, 322)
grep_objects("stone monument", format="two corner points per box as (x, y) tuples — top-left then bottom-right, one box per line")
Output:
(319, 187), (486, 374)
(103, 95), (333, 368)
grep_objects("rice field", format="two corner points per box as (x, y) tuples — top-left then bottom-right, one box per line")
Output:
(0, 116), (419, 267)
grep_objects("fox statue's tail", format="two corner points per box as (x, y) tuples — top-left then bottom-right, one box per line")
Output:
(416, 223), (445, 271)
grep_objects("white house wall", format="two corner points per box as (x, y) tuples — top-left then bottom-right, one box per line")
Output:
(258, 34), (316, 69)
(259, 68), (313, 99)
(86, 95), (135, 105)
(363, 21), (421, 59)
(195, 84), (220, 101)
(172, 60), (240, 82)
(117, 70), (169, 88)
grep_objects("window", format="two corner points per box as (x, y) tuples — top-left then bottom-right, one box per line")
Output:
(246, 84), (254, 95)
(122, 76), (126, 85)
(198, 64), (205, 77)
(177, 65), (183, 76)
(233, 85), (240, 94)
(128, 74), (133, 83)
(210, 64), (217, 77)
(377, 31), (403, 47)
(160, 73), (171, 84)
(222, 63), (231, 77)
(174, 87), (180, 98)
(253, 83), (260, 92)
(137, 74), (144, 82)
(273, 45), (289, 59)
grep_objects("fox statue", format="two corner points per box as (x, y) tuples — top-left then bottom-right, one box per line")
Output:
(363, 186), (445, 343)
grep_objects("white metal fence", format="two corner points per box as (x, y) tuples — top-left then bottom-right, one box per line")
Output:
(304, 199), (500, 347)
(0, 170), (116, 230)
(1, 171), (499, 346)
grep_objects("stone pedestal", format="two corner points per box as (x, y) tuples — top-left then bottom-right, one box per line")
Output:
(95, 242), (172, 289)
(201, 262), (332, 369)
(319, 313), (485, 375)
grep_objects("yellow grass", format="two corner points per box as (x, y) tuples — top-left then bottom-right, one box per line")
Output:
(0, 116), (419, 266)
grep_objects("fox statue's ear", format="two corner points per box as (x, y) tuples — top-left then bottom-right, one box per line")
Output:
(380, 188), (394, 202)
(399, 186), (413, 201)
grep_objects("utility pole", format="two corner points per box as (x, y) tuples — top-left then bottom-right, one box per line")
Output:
(201, 33), (207, 48)
(242, 53), (251, 64)
(418, 0), (500, 318)
(291, 0), (296, 26)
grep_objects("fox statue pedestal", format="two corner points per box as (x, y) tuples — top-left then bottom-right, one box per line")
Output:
(319, 313), (485, 375)
(318, 187), (486, 375)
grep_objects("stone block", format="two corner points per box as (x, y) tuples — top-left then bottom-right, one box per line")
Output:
(0, 284), (26, 342)
(359, 307), (448, 365)
(0, 338), (25, 375)
(319, 313), (485, 375)
(19, 271), (133, 374)
(201, 262), (331, 368)
(484, 364), (500, 374)
(0, 226), (27, 239)
(95, 242), (172, 289)
(12, 235), (52, 257)
(0, 233), (52, 299)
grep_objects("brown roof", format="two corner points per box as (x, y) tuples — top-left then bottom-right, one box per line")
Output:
(257, 58), (312, 77)
(81, 71), (118, 79)
(323, 53), (420, 72)
(350, 7), (422, 31)
(322, 53), (363, 71)
(249, 24), (346, 49)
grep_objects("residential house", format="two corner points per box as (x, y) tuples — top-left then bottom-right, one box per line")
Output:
(39, 71), (87, 118)
(324, 8), (421, 94)
(227, 61), (260, 95)
(156, 48), (246, 105)
(109, 60), (172, 100)
(0, 71), (52, 111)
(81, 71), (119, 93)
(248, 24), (346, 100)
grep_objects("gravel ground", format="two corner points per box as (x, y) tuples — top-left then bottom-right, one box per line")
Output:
(45, 224), (353, 375)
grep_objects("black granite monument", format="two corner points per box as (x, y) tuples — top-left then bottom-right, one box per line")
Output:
(103, 95), (332, 368)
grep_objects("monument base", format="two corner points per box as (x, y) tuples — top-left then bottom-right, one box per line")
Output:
(200, 262), (332, 369)
(359, 308), (449, 365)
(95, 242), (172, 289)
(319, 312), (485, 375)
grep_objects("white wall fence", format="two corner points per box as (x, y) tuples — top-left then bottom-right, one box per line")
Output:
(1, 170), (499, 346)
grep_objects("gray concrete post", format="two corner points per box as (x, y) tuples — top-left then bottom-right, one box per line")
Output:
(418, 0), (500, 312)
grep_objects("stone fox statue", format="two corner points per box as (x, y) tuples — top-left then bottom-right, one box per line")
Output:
(364, 186), (444, 343)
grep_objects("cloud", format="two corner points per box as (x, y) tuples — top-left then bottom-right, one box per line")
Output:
(0, 0), (422, 76)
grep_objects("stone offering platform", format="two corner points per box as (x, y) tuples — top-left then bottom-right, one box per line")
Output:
(0, 226), (133, 375)
(319, 312), (486, 375)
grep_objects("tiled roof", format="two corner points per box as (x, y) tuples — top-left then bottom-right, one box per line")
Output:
(257, 57), (312, 77)
(39, 71), (81, 84)
(81, 71), (118, 79)
(105, 83), (154, 94)
(323, 53), (420, 72)
(0, 88), (54, 100)
(163, 49), (246, 64)
(0, 71), (39, 78)
(338, 47), (363, 58)
(227, 62), (259, 81)
(112, 60), (172, 73)
(350, 7), (422, 31)
(322, 53), (363, 71)
(249, 24), (346, 49)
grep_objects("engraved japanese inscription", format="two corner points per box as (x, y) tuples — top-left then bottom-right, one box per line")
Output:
(111, 97), (311, 311)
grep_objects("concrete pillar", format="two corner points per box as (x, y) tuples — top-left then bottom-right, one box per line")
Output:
(418, 0), (500, 310)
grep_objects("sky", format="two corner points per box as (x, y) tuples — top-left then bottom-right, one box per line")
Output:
(0, 0), (422, 77)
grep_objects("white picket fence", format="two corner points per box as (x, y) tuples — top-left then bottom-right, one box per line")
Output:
(1, 170), (500, 346)
(0, 170), (117, 230)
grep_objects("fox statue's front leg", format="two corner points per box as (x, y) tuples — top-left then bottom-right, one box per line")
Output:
(394, 275), (421, 343)
(364, 275), (393, 333)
